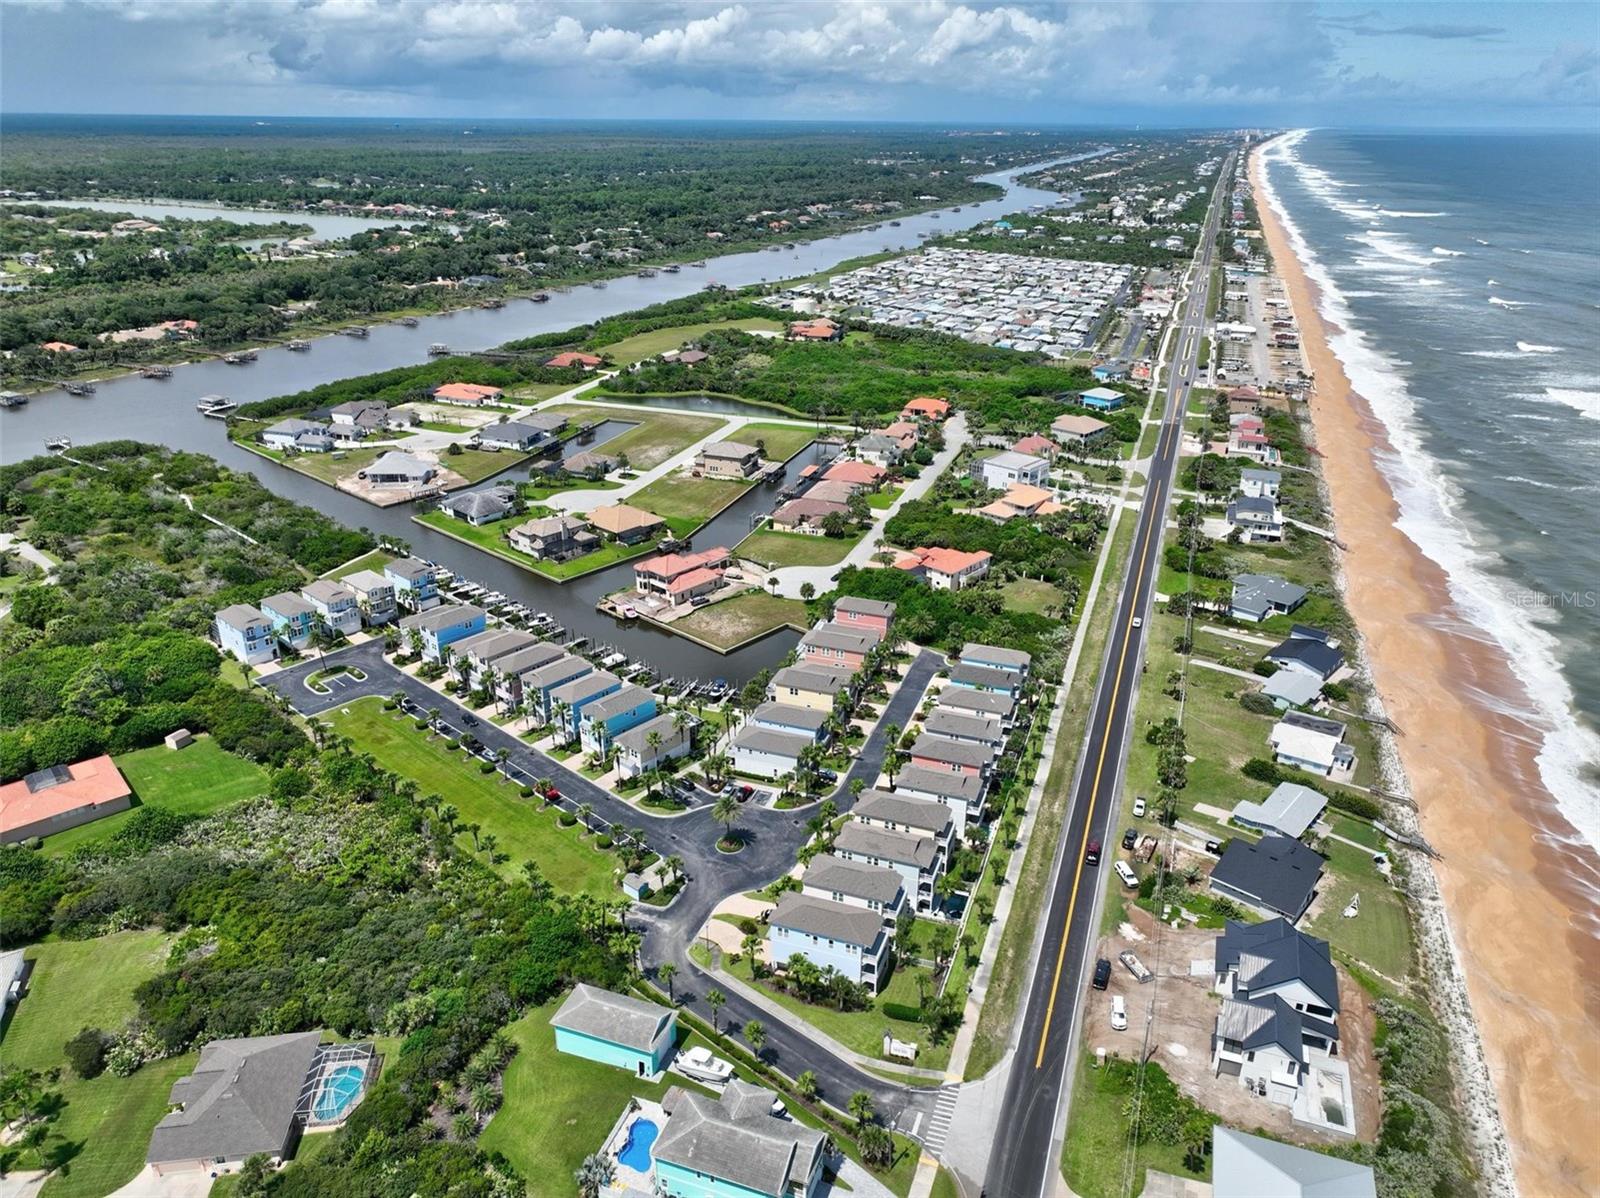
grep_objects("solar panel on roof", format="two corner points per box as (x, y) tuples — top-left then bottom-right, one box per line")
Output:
(23, 764), (72, 793)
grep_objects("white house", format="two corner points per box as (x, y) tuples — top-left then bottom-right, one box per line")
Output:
(801, 854), (906, 924)
(975, 450), (1049, 491)
(730, 727), (811, 781)
(1270, 711), (1356, 778)
(1226, 495), (1284, 543)
(1239, 468), (1282, 499)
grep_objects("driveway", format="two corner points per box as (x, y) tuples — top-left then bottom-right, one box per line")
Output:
(263, 642), (948, 1135)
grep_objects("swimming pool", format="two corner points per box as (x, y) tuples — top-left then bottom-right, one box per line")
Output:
(311, 1064), (366, 1122)
(616, 1117), (659, 1171)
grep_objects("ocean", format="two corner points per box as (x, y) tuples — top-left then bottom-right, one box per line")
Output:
(1258, 129), (1600, 849)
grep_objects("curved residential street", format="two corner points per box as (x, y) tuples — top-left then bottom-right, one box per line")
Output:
(264, 640), (949, 1133)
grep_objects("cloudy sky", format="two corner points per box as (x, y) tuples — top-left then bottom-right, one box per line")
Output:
(3, 1), (1596, 127)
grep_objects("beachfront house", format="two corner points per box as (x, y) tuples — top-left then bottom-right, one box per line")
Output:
(343, 569), (398, 626)
(399, 605), (486, 662)
(214, 603), (278, 665)
(260, 592), (316, 652)
(1240, 468), (1282, 500)
(1211, 1127), (1375, 1198)
(551, 983), (677, 1078)
(384, 559), (440, 611)
(1208, 833), (1324, 921)
(800, 855), (906, 924)
(301, 579), (362, 637)
(1230, 574), (1307, 623)
(1270, 711), (1357, 778)
(1231, 782), (1328, 840)
(613, 712), (693, 780)
(1267, 634), (1345, 682)
(767, 893), (891, 991)
(579, 684), (658, 756)
(1226, 495), (1285, 543)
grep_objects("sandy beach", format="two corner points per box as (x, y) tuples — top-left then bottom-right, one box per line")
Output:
(1250, 142), (1600, 1198)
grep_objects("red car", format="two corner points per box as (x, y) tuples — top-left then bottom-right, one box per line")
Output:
(543, 786), (562, 802)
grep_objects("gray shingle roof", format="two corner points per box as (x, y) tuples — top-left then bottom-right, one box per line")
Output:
(582, 684), (654, 722)
(960, 642), (1032, 670)
(1216, 995), (1305, 1065)
(261, 591), (314, 617)
(523, 654), (591, 690)
(550, 983), (673, 1052)
(910, 733), (991, 768)
(550, 669), (621, 706)
(834, 596), (897, 619)
(399, 603), (484, 633)
(456, 628), (535, 661)
(495, 642), (565, 678)
(802, 854), (905, 904)
(732, 727), (812, 759)
(770, 664), (854, 695)
(1231, 572), (1307, 617)
(614, 711), (689, 755)
(770, 892), (887, 947)
(441, 490), (513, 520)
(948, 663), (1019, 692)
(853, 790), (951, 835)
(751, 702), (830, 734)
(800, 622), (879, 654)
(146, 1032), (322, 1165)
(215, 603), (267, 631)
(1209, 834), (1324, 919)
(385, 558), (433, 582)
(894, 766), (982, 804)
(934, 687), (1015, 718)
(835, 821), (938, 868)
(301, 578), (354, 605)
(655, 1083), (827, 1196)
(923, 708), (1004, 744)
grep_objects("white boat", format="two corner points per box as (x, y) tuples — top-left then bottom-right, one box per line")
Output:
(676, 1047), (734, 1086)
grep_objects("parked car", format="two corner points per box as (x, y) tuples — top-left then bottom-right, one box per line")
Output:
(1084, 838), (1101, 866)
(1205, 839), (1223, 855)
(1110, 995), (1128, 1031)
(1121, 827), (1138, 851)
(817, 768), (838, 783)
(1092, 958), (1112, 990)
(543, 786), (562, 802)
(1132, 796), (1147, 818)
(1114, 860), (1139, 888)
(461, 713), (478, 726)
(677, 1046), (734, 1085)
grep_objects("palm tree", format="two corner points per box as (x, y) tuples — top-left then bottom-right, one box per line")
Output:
(469, 1084), (500, 1116)
(240, 662), (255, 689)
(495, 746), (509, 779)
(575, 1153), (615, 1198)
(439, 804), (459, 833)
(744, 1020), (767, 1059)
(552, 700), (572, 745)
(480, 832), (498, 860)
(577, 802), (595, 833)
(664, 854), (685, 886)
(848, 1090), (875, 1129)
(465, 822), (482, 851)
(390, 689), (407, 710)
(711, 794), (740, 845)
(705, 987), (726, 1033)
(658, 961), (678, 1003)
(741, 932), (763, 978)
(451, 1110), (478, 1141)
(427, 706), (442, 734)
(795, 1070), (818, 1101)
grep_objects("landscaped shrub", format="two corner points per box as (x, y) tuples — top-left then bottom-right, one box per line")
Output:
(64, 1027), (110, 1079)
(477, 760), (496, 774)
(559, 812), (577, 826)
(594, 836), (613, 850)
(882, 1001), (923, 1024)
(1240, 691), (1279, 716)
(518, 785), (535, 798)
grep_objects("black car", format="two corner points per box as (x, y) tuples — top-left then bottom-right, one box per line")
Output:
(1092, 958), (1112, 990)
(1122, 827), (1138, 851)
(461, 713), (478, 726)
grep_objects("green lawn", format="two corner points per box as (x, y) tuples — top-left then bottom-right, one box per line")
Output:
(41, 737), (268, 857)
(738, 422), (820, 462)
(739, 962), (953, 1072)
(326, 549), (395, 579)
(1307, 838), (1414, 982)
(436, 447), (530, 485)
(505, 380), (574, 403)
(866, 486), (903, 511)
(1000, 578), (1066, 616)
(631, 473), (752, 532)
(668, 591), (809, 651)
(2, 930), (193, 1198)
(735, 527), (861, 567)
(415, 510), (666, 582)
(596, 318), (784, 365)
(546, 404), (729, 470)
(325, 698), (620, 894)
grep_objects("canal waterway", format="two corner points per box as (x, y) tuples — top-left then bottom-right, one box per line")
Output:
(1, 151), (1103, 682)
(3, 197), (408, 241)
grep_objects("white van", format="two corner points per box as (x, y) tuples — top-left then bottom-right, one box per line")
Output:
(1114, 860), (1139, 888)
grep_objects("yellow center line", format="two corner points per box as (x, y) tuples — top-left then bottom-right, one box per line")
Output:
(1031, 382), (1186, 1070)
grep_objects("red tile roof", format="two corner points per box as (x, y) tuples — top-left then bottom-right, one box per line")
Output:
(432, 382), (503, 403)
(902, 396), (950, 419)
(912, 546), (991, 575)
(823, 460), (886, 486)
(0, 755), (131, 837)
(546, 352), (604, 369)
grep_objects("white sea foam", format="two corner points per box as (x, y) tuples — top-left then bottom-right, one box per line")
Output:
(1413, 278), (1445, 287)
(1349, 229), (1439, 268)
(1517, 341), (1562, 354)
(1260, 131), (1600, 847)
(1488, 296), (1531, 309)
(1487, 278), (1498, 285)
(1376, 209), (1448, 218)
(1475, 238), (1491, 246)
(1432, 246), (1466, 257)
(1540, 388), (1600, 421)
(1462, 349), (1527, 359)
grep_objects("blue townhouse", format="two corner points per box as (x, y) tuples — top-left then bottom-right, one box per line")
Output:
(579, 684), (658, 756)
(399, 604), (486, 662)
(521, 654), (594, 723)
(301, 579), (362, 637)
(767, 892), (891, 992)
(260, 591), (317, 652)
(213, 604), (278, 666)
(1078, 386), (1127, 412)
(550, 670), (623, 741)
(959, 642), (1031, 680)
(384, 558), (440, 612)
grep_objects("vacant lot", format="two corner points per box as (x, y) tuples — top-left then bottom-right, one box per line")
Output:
(42, 736), (268, 856)
(736, 527), (860, 567)
(598, 318), (784, 365)
(4, 930), (195, 1198)
(547, 404), (728, 470)
(631, 473), (751, 535)
(670, 591), (808, 650)
(326, 698), (619, 894)
(1001, 578), (1066, 615)
(738, 421), (819, 462)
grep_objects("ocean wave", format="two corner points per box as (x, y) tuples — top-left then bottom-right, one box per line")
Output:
(1377, 209), (1448, 217)
(1539, 388), (1600, 421)
(1487, 277), (1498, 285)
(1349, 229), (1439, 268)
(1412, 278), (1446, 287)
(1432, 246), (1465, 257)
(1259, 131), (1600, 847)
(1474, 238), (1491, 245)
(1462, 349), (1527, 358)
(1488, 296), (1529, 308)
(1517, 341), (1562, 354)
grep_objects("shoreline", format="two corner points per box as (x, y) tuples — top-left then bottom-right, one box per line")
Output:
(1250, 139), (1599, 1198)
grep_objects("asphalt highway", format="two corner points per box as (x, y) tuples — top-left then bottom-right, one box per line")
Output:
(982, 149), (1236, 1198)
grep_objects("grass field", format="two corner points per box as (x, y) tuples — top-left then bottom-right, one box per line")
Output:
(504, 380), (574, 403)
(737, 421), (819, 462)
(2, 930), (192, 1198)
(1000, 578), (1066, 616)
(326, 697), (619, 894)
(326, 549), (395, 579)
(1060, 1055), (1203, 1198)
(629, 473), (751, 538)
(415, 510), (666, 582)
(667, 591), (809, 650)
(41, 736), (268, 856)
(546, 403), (728, 470)
(597, 318), (784, 365)
(735, 527), (861, 567)
(866, 486), (903, 510)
